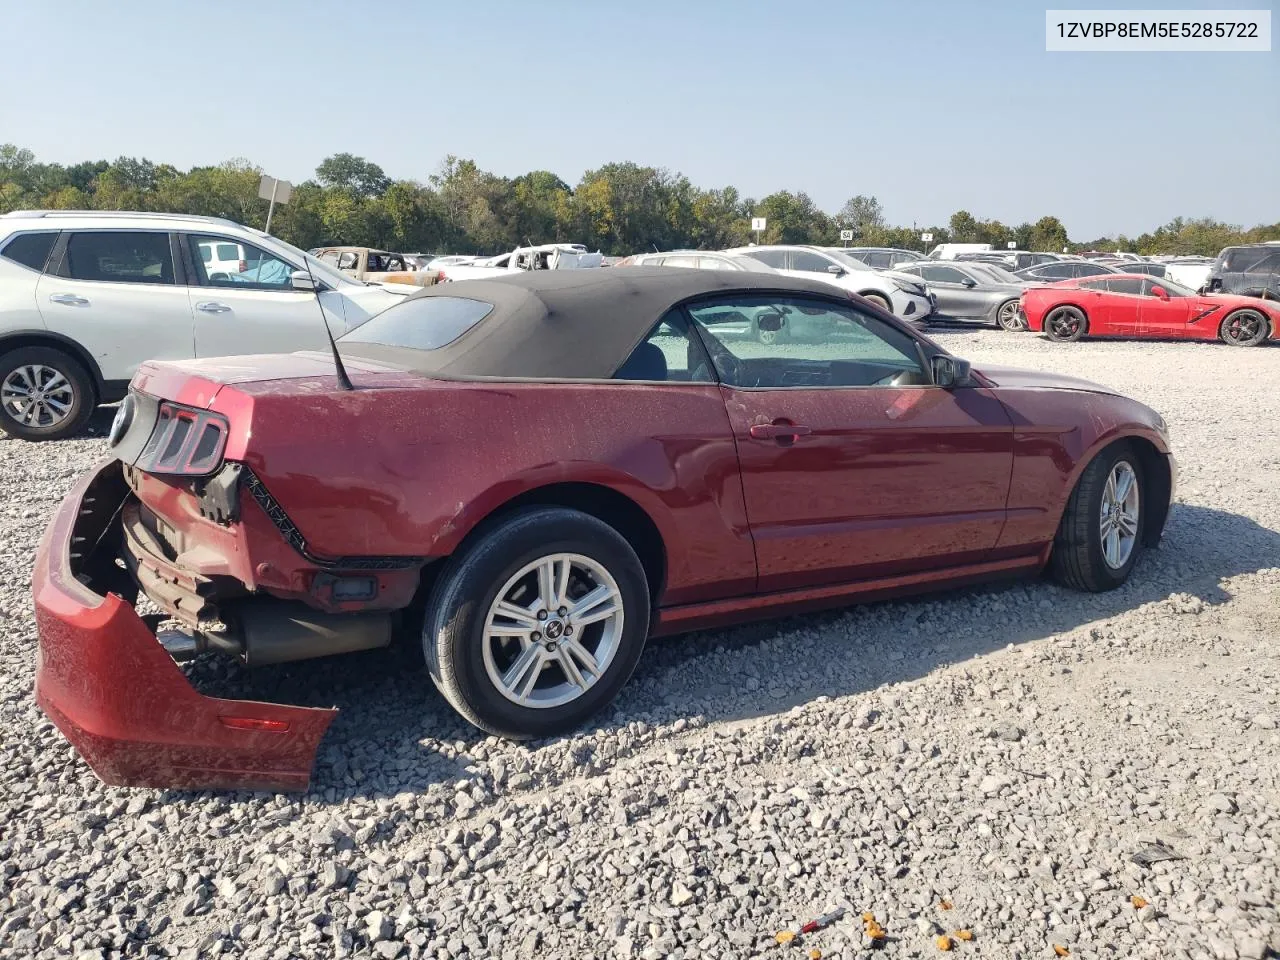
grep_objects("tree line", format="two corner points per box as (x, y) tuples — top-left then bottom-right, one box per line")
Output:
(2, 144), (1276, 258)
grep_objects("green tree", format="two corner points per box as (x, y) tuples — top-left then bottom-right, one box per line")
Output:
(315, 153), (391, 198)
(836, 195), (885, 241)
(948, 210), (979, 242)
(753, 191), (833, 245)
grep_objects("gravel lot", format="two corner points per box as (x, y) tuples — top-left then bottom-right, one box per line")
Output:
(1, 330), (1277, 960)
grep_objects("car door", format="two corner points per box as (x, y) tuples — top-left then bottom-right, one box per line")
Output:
(1089, 277), (1144, 334)
(686, 294), (1014, 592)
(182, 233), (348, 358)
(1137, 278), (1195, 337)
(916, 264), (984, 320)
(35, 230), (196, 382)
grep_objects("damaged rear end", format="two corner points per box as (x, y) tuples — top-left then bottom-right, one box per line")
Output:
(33, 353), (427, 791)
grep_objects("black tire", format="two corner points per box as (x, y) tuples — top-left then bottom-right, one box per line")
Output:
(0, 346), (96, 441)
(1050, 444), (1145, 592)
(1218, 309), (1269, 347)
(860, 292), (892, 313)
(995, 299), (1025, 332)
(423, 506), (651, 739)
(1044, 305), (1087, 342)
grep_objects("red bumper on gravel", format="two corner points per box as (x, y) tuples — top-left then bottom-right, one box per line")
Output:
(33, 460), (335, 791)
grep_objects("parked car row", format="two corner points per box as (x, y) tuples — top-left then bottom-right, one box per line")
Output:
(0, 211), (409, 440)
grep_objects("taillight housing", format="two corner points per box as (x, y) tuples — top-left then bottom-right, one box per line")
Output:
(135, 402), (230, 477)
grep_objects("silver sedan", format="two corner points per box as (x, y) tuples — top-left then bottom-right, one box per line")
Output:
(893, 260), (1028, 330)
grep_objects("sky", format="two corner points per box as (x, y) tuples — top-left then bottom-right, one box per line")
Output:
(2, 0), (1276, 240)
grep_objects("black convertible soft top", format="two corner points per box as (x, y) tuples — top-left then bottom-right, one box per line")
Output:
(338, 266), (848, 380)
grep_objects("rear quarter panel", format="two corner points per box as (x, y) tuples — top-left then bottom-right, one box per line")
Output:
(218, 380), (757, 606)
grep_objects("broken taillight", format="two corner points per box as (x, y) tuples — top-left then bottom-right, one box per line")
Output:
(135, 401), (230, 477)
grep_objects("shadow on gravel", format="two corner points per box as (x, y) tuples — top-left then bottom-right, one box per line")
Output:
(165, 502), (1280, 803)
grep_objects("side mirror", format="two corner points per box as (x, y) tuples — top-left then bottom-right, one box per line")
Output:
(826, 264), (845, 276)
(1150, 285), (1169, 300)
(961, 277), (977, 288)
(757, 312), (784, 332)
(291, 270), (319, 292)
(931, 354), (971, 389)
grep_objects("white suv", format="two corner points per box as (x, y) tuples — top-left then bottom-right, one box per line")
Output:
(0, 211), (408, 440)
(724, 245), (936, 321)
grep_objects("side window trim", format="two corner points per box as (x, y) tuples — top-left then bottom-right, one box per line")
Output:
(677, 304), (721, 384)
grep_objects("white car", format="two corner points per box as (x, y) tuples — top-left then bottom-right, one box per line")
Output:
(623, 250), (778, 272)
(1164, 257), (1215, 292)
(435, 243), (602, 282)
(0, 210), (408, 440)
(725, 245), (935, 321)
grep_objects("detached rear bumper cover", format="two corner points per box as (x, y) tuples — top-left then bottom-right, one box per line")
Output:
(33, 460), (335, 791)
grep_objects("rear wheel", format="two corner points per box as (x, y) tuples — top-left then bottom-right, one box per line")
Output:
(1051, 444), (1144, 592)
(1044, 306), (1087, 342)
(1218, 309), (1269, 346)
(860, 292), (892, 313)
(424, 507), (650, 739)
(0, 347), (96, 441)
(996, 299), (1025, 331)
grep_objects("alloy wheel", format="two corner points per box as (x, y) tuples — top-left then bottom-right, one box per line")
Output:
(1221, 310), (1266, 345)
(1, 364), (75, 429)
(997, 300), (1026, 331)
(1098, 460), (1140, 570)
(482, 553), (625, 709)
(1047, 308), (1084, 341)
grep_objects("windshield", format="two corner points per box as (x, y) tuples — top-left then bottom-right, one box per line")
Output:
(819, 249), (873, 272)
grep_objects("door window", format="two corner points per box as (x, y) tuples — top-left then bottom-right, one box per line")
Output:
(742, 249), (787, 269)
(0, 231), (58, 272)
(1035, 263), (1074, 279)
(1106, 277), (1144, 295)
(789, 250), (835, 273)
(662, 255), (700, 269)
(920, 265), (970, 284)
(687, 295), (928, 389)
(62, 231), (174, 284)
(614, 309), (714, 382)
(186, 235), (296, 290)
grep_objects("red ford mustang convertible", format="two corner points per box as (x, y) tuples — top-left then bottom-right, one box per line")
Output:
(34, 268), (1176, 790)
(1022, 273), (1279, 345)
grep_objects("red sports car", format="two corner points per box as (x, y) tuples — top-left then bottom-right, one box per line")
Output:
(1021, 273), (1279, 345)
(34, 268), (1176, 790)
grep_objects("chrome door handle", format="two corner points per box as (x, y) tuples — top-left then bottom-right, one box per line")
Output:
(195, 301), (232, 314)
(49, 294), (90, 306)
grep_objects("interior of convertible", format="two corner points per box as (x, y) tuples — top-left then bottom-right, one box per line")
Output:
(614, 295), (933, 388)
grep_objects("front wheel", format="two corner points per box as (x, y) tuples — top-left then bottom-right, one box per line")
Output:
(1044, 306), (1087, 342)
(1219, 309), (1269, 346)
(0, 346), (96, 441)
(996, 299), (1026, 331)
(1051, 445), (1144, 592)
(424, 507), (650, 739)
